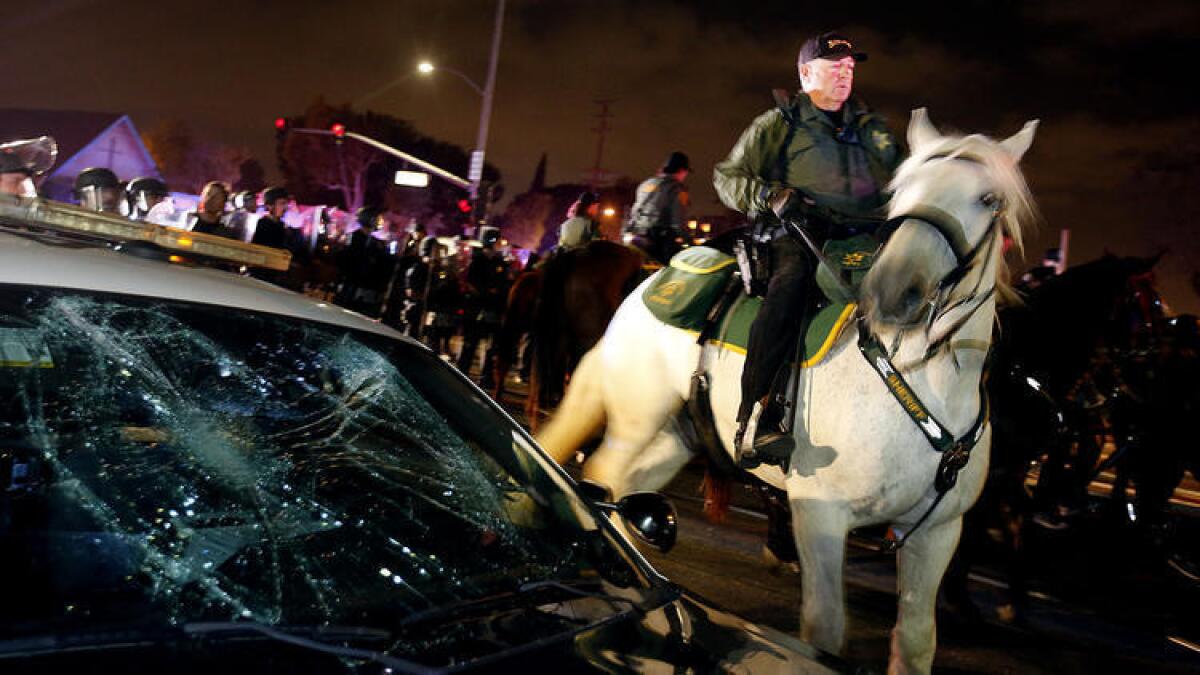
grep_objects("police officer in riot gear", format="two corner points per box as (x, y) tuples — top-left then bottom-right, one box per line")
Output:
(0, 136), (57, 198)
(125, 177), (169, 221)
(625, 151), (691, 265)
(74, 167), (123, 213)
(457, 226), (510, 387)
(228, 190), (258, 241)
(714, 32), (903, 468)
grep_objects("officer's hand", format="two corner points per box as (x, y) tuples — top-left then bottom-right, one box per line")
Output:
(770, 189), (817, 221)
(769, 188), (795, 220)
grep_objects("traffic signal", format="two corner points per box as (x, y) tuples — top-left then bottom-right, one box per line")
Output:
(274, 117), (288, 141)
(456, 198), (471, 214)
(331, 123), (346, 145)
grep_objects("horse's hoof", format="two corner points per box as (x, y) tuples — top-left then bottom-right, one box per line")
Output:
(762, 545), (801, 576)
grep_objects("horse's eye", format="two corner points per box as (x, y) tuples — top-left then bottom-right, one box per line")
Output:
(980, 192), (998, 207)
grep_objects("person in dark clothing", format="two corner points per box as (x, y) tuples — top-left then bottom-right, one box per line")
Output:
(624, 151), (691, 265)
(713, 32), (903, 468)
(251, 186), (290, 249)
(456, 226), (510, 386)
(336, 206), (392, 314)
(190, 181), (238, 238)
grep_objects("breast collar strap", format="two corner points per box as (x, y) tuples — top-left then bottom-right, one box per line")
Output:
(857, 316), (991, 553)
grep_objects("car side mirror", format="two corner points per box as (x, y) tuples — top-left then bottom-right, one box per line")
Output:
(577, 480), (678, 553)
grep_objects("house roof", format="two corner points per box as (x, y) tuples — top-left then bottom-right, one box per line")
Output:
(0, 108), (124, 166)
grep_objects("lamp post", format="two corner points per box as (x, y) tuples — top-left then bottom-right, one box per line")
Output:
(417, 0), (505, 223)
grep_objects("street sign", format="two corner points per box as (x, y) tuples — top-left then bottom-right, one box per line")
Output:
(394, 170), (430, 187)
(468, 150), (485, 183)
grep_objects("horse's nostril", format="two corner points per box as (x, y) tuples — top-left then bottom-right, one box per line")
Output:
(901, 285), (923, 310)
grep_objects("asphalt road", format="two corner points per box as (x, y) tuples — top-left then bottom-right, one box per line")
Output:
(641, 465), (1200, 674)
(487, 372), (1200, 674)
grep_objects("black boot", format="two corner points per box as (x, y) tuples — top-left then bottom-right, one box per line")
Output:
(735, 400), (796, 470)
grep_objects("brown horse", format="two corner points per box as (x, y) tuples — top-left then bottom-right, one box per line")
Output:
(500, 241), (646, 429)
(491, 268), (542, 400)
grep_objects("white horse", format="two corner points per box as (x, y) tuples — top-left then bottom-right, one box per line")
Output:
(537, 109), (1038, 674)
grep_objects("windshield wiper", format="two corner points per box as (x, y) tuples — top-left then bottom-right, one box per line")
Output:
(398, 577), (640, 630)
(182, 622), (426, 673)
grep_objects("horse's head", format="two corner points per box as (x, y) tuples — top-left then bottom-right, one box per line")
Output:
(861, 109), (1038, 335)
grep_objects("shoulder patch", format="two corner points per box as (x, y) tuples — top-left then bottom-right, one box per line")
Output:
(871, 129), (893, 152)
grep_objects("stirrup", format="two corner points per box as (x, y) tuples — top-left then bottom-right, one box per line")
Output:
(735, 401), (795, 469)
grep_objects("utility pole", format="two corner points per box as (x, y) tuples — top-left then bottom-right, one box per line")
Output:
(588, 99), (616, 190)
(471, 0), (505, 209)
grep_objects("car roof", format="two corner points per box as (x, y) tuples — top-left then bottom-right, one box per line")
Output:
(0, 230), (409, 341)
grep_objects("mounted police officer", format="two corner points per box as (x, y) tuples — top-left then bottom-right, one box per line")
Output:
(0, 136), (57, 197)
(557, 191), (600, 250)
(713, 32), (904, 468)
(625, 151), (691, 265)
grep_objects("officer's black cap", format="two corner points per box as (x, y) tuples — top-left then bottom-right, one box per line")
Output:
(798, 32), (867, 64)
(661, 151), (691, 174)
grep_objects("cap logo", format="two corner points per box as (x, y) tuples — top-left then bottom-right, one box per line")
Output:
(827, 39), (852, 50)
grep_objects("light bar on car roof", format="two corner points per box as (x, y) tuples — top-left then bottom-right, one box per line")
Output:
(0, 195), (291, 271)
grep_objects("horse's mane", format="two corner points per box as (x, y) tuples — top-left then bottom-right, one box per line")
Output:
(889, 133), (1039, 306)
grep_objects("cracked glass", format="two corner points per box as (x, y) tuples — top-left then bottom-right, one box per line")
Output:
(0, 286), (647, 667)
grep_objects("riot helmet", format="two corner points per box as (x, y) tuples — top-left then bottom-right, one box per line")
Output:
(74, 167), (123, 213)
(0, 136), (58, 197)
(233, 190), (258, 211)
(478, 225), (501, 248)
(125, 176), (169, 220)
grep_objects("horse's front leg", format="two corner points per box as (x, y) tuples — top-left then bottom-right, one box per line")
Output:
(890, 515), (962, 675)
(791, 497), (851, 655)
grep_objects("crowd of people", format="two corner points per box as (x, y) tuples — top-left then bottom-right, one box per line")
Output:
(0, 136), (530, 384)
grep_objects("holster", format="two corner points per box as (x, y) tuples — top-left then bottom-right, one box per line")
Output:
(735, 215), (781, 297)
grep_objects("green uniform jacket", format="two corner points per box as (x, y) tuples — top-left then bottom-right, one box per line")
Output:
(625, 175), (689, 236)
(713, 92), (904, 224)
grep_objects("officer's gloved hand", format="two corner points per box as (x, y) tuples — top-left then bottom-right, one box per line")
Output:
(768, 188), (817, 221)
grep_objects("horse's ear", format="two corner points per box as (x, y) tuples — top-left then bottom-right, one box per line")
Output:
(1000, 119), (1039, 161)
(908, 108), (939, 152)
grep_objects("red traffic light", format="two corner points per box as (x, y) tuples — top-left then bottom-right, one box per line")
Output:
(456, 199), (472, 213)
(274, 117), (287, 130)
(331, 123), (346, 138)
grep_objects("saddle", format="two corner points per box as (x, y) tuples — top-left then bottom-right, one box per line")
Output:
(641, 238), (877, 478)
(641, 237), (878, 363)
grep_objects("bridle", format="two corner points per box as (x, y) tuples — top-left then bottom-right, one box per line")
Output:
(874, 152), (1006, 368)
(855, 152), (1008, 551)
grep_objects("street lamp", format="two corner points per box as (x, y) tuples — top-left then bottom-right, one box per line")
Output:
(415, 0), (505, 220)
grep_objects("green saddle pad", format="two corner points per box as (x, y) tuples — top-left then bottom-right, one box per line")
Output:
(816, 233), (879, 304)
(709, 296), (855, 368)
(642, 246), (737, 330)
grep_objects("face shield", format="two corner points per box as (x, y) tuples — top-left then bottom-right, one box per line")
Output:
(78, 185), (124, 213)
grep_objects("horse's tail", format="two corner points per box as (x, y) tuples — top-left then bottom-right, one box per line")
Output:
(700, 465), (733, 523)
(535, 341), (606, 465)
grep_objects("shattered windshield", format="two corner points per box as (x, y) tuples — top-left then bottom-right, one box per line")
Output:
(0, 286), (648, 666)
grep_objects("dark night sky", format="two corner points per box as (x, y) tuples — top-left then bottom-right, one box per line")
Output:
(3, 0), (1198, 313)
